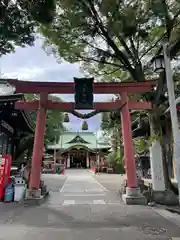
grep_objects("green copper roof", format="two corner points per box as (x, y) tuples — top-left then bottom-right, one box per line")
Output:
(47, 131), (110, 151)
(67, 135), (89, 144)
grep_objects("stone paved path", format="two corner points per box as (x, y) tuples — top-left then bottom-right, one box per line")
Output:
(45, 169), (121, 207)
(0, 170), (179, 239)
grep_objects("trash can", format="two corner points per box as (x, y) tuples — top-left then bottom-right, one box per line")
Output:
(4, 182), (14, 202)
(57, 167), (61, 175)
(14, 177), (25, 202)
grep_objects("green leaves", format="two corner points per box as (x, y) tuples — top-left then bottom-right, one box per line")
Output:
(101, 112), (110, 130)
(40, 0), (180, 84)
(149, 0), (166, 16)
(28, 0), (56, 24)
(133, 138), (148, 154)
(105, 150), (124, 173)
(0, 0), (56, 56)
(24, 94), (65, 145)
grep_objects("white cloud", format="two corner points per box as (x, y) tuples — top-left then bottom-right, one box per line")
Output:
(0, 38), (113, 132)
(3, 67), (45, 80)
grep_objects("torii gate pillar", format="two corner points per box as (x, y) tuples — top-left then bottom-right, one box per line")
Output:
(26, 93), (47, 199)
(121, 92), (146, 205)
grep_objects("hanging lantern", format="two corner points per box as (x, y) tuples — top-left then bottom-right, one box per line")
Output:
(151, 55), (165, 73)
(63, 113), (70, 123)
(81, 120), (88, 131)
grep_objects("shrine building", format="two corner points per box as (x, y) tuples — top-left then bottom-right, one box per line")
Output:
(47, 132), (110, 169)
(0, 80), (34, 165)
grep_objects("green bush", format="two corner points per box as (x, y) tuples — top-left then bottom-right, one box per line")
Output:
(105, 150), (125, 174)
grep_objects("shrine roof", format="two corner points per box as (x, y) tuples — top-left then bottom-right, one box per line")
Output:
(0, 80), (34, 132)
(47, 131), (110, 150)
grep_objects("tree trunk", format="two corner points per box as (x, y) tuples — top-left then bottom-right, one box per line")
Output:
(162, 141), (178, 194)
(117, 126), (122, 159)
(161, 137), (171, 189)
(15, 136), (34, 160)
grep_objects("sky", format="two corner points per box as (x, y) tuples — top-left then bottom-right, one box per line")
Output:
(0, 38), (113, 133)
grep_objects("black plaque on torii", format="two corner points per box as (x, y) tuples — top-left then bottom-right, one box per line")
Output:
(74, 77), (94, 109)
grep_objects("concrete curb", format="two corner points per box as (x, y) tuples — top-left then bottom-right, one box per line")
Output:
(164, 207), (180, 215)
(154, 204), (180, 214)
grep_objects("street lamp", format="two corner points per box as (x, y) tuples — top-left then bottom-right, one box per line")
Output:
(152, 43), (180, 201)
(152, 55), (165, 73)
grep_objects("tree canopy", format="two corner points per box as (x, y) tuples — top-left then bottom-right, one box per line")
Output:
(39, 0), (180, 191)
(41, 0), (180, 83)
(0, 0), (56, 56)
(40, 0), (180, 154)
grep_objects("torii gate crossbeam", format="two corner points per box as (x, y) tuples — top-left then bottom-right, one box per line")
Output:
(8, 79), (156, 94)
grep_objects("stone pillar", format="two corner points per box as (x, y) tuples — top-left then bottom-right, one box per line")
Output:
(150, 141), (165, 191)
(121, 92), (146, 205)
(86, 151), (89, 168)
(67, 153), (70, 168)
(27, 93), (47, 198)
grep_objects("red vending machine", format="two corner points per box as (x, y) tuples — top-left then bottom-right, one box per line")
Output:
(0, 155), (12, 200)
(0, 155), (6, 199)
(4, 155), (12, 185)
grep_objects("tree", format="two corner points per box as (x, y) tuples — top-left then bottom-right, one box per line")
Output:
(40, 0), (180, 148)
(101, 107), (123, 165)
(40, 0), (180, 191)
(15, 94), (66, 161)
(0, 0), (56, 56)
(101, 112), (125, 173)
(41, 0), (180, 73)
(25, 94), (65, 145)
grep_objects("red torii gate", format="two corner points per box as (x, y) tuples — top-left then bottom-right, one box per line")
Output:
(9, 79), (156, 204)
